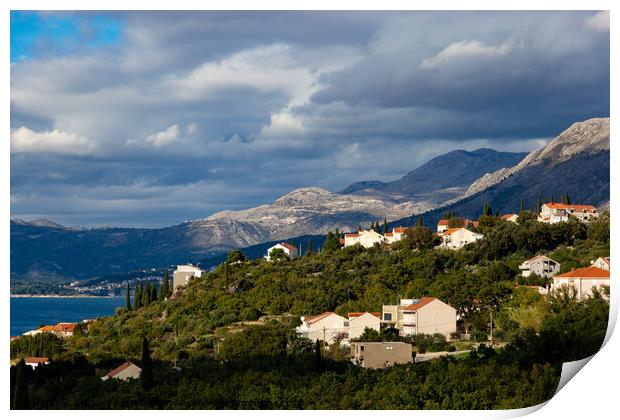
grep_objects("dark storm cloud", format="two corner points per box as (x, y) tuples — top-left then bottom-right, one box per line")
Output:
(10, 11), (609, 227)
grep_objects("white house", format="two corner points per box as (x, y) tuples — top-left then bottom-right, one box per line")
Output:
(101, 361), (142, 381)
(173, 264), (203, 293)
(591, 257), (610, 271)
(296, 312), (348, 345)
(347, 312), (381, 340)
(381, 297), (457, 338)
(265, 243), (298, 260)
(551, 265), (610, 300)
(437, 228), (483, 250)
(538, 203), (598, 224)
(384, 227), (408, 244)
(519, 255), (560, 278)
(436, 219), (478, 233)
(343, 230), (385, 248)
(501, 214), (519, 223)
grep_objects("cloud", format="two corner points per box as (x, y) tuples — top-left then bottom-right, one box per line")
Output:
(419, 39), (515, 69)
(144, 124), (181, 146)
(585, 11), (609, 32)
(10, 126), (94, 155)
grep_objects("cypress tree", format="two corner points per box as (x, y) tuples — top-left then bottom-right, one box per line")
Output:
(537, 193), (543, 213)
(158, 282), (164, 301)
(134, 282), (142, 310)
(551, 194), (555, 203)
(335, 228), (339, 238)
(417, 215), (424, 226)
(307, 239), (313, 256)
(151, 282), (158, 302)
(314, 339), (322, 372)
(125, 282), (132, 311)
(140, 337), (154, 390)
(383, 218), (388, 234)
(12, 359), (29, 409)
(142, 282), (150, 307)
(520, 199), (525, 213)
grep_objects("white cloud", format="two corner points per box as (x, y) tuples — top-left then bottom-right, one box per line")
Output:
(186, 122), (199, 136)
(128, 124), (182, 147)
(10, 126), (94, 155)
(585, 11), (609, 32)
(420, 39), (515, 69)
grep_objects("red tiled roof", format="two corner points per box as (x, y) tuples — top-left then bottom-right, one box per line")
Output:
(404, 297), (436, 311)
(304, 311), (336, 324)
(545, 202), (596, 211)
(442, 227), (463, 236)
(393, 227), (407, 233)
(385, 233), (393, 237)
(345, 233), (359, 238)
(555, 266), (610, 279)
(348, 311), (381, 319)
(53, 323), (77, 333)
(25, 357), (49, 364)
(501, 214), (518, 220)
(105, 361), (139, 378)
(38, 326), (55, 332)
(279, 243), (297, 251)
(437, 219), (449, 226)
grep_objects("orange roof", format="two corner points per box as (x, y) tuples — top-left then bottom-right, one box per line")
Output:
(348, 311), (381, 319)
(53, 323), (77, 333)
(393, 227), (408, 233)
(25, 357), (49, 364)
(404, 297), (436, 311)
(345, 233), (359, 238)
(442, 227), (463, 235)
(304, 311), (336, 324)
(385, 233), (393, 237)
(501, 214), (518, 220)
(545, 202), (596, 211)
(555, 266), (610, 279)
(437, 219), (449, 226)
(38, 326), (55, 332)
(279, 243), (297, 251)
(105, 361), (139, 378)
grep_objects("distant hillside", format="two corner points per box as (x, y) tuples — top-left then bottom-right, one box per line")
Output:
(341, 148), (527, 204)
(397, 118), (610, 228)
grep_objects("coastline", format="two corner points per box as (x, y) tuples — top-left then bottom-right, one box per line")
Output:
(10, 294), (122, 299)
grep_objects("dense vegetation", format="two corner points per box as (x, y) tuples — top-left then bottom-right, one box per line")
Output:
(10, 211), (610, 409)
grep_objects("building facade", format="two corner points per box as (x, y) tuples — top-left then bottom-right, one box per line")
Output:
(437, 228), (484, 250)
(173, 264), (203, 293)
(350, 342), (413, 369)
(552, 265), (610, 300)
(296, 312), (348, 345)
(538, 203), (598, 224)
(382, 297), (457, 338)
(347, 312), (381, 340)
(265, 243), (299, 260)
(519, 255), (561, 278)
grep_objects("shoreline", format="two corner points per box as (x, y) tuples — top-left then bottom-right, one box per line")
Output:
(10, 294), (122, 299)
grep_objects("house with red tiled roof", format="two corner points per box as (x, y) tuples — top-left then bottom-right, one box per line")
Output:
(538, 202), (599, 224)
(101, 360), (142, 382)
(437, 227), (483, 250)
(52, 322), (78, 337)
(519, 255), (560, 278)
(552, 265), (610, 300)
(296, 311), (348, 345)
(265, 243), (298, 260)
(591, 257), (610, 271)
(381, 297), (457, 338)
(437, 219), (478, 233)
(501, 214), (519, 223)
(25, 357), (50, 368)
(343, 229), (385, 248)
(348, 312), (381, 340)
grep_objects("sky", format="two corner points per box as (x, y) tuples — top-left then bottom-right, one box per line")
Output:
(10, 11), (610, 228)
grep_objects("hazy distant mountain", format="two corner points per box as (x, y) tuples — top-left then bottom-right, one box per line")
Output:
(396, 117), (610, 228)
(341, 148), (527, 204)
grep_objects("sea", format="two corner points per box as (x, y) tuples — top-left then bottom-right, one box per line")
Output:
(10, 296), (126, 336)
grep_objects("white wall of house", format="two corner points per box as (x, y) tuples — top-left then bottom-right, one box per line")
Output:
(519, 256), (560, 278)
(416, 299), (457, 337)
(265, 243), (298, 260)
(298, 313), (348, 345)
(348, 313), (381, 340)
(552, 278), (610, 300)
(438, 228), (483, 250)
(173, 265), (203, 292)
(344, 230), (385, 248)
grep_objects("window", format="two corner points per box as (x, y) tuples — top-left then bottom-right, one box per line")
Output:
(383, 313), (392, 321)
(385, 346), (394, 350)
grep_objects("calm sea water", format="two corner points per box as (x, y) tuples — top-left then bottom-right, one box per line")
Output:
(10, 296), (125, 336)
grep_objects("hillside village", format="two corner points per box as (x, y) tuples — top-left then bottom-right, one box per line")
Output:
(10, 196), (610, 409)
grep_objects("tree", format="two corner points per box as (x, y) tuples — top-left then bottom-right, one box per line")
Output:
(314, 339), (323, 371)
(151, 282), (158, 302)
(269, 248), (289, 261)
(158, 282), (164, 301)
(164, 271), (171, 298)
(562, 193), (571, 205)
(306, 239), (313, 256)
(226, 250), (247, 264)
(417, 215), (424, 226)
(142, 282), (150, 307)
(125, 282), (132, 311)
(405, 226), (435, 249)
(12, 359), (29, 409)
(134, 282), (142, 310)
(520, 199), (525, 213)
(383, 218), (388, 234)
(355, 327), (381, 342)
(140, 337), (154, 390)
(537, 193), (543, 213)
(323, 231), (340, 252)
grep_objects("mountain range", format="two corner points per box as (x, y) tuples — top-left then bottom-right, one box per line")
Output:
(10, 117), (609, 282)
